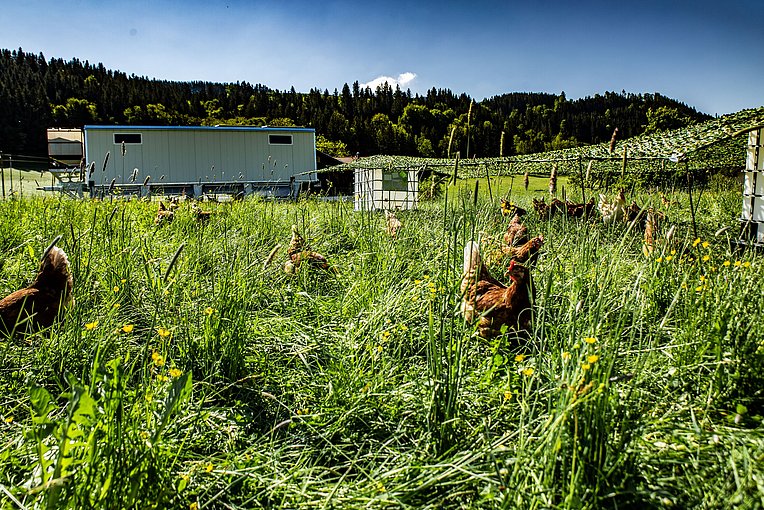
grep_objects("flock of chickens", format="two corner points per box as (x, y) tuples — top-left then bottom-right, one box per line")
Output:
(460, 189), (665, 339)
(0, 188), (663, 338)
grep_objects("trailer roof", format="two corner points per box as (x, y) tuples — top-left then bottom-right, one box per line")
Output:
(83, 125), (315, 133)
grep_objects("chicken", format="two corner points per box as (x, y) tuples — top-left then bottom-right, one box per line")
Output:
(626, 201), (646, 227)
(460, 241), (534, 338)
(500, 199), (527, 218)
(154, 201), (174, 224)
(0, 240), (73, 334)
(385, 210), (402, 238)
(503, 213), (528, 247)
(284, 225), (335, 274)
(565, 198), (596, 218)
(501, 235), (544, 264)
(532, 198), (551, 219)
(598, 188), (627, 224)
(167, 196), (182, 211)
(191, 203), (213, 223)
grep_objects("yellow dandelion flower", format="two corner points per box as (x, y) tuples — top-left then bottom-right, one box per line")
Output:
(414, 279), (422, 285)
(190, 503), (199, 510)
(582, 363), (591, 371)
(156, 374), (168, 382)
(656, 257), (664, 263)
(113, 286), (120, 293)
(734, 261), (742, 267)
(665, 255), (674, 262)
(5, 416), (13, 423)
(702, 255), (710, 262)
(112, 303), (120, 309)
(695, 285), (704, 292)
(121, 324), (134, 333)
(399, 324), (409, 332)
(743, 261), (751, 268)
(670, 249), (677, 255)
(584, 337), (597, 344)
(562, 351), (571, 360)
(702, 241), (710, 249)
(522, 367), (534, 377)
(503, 389), (512, 401)
(204, 463), (214, 473)
(723, 260), (731, 267)
(515, 354), (526, 362)
(587, 354), (599, 364)
(382, 330), (391, 339)
(120, 278), (127, 284)
(204, 306), (216, 316)
(157, 327), (171, 338)
(169, 368), (182, 378)
(699, 275), (706, 282)
(681, 282), (688, 289)
(692, 238), (701, 247)
(423, 275), (430, 279)
(85, 321), (99, 331)
(152, 351), (165, 367)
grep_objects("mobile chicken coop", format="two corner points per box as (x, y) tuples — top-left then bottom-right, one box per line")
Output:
(353, 166), (419, 211)
(47, 125), (317, 198)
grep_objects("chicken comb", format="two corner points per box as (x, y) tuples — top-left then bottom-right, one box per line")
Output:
(507, 259), (516, 271)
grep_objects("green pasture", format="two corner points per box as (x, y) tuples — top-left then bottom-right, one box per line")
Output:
(0, 177), (762, 509)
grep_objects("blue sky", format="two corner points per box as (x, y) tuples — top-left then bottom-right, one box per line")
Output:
(2, 0), (761, 116)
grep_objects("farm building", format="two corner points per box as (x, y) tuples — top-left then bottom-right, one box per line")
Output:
(47, 125), (317, 198)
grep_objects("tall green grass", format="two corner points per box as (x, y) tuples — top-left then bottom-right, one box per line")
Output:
(0, 183), (762, 509)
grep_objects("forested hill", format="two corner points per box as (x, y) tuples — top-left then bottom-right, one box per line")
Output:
(1, 47), (710, 159)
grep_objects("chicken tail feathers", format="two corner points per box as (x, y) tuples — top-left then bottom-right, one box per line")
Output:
(36, 246), (73, 295)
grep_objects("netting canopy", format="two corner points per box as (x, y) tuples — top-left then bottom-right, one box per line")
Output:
(330, 107), (764, 180)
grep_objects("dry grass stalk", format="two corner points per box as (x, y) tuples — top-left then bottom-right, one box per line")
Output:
(548, 164), (558, 196)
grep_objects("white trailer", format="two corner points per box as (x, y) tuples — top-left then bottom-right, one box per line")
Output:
(47, 125), (317, 198)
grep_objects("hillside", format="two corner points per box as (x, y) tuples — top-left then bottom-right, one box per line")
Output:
(1, 48), (709, 160)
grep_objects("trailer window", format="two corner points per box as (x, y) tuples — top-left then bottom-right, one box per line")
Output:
(114, 133), (142, 144)
(268, 134), (293, 145)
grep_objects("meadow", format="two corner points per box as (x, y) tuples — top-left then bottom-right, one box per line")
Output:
(1, 177), (763, 509)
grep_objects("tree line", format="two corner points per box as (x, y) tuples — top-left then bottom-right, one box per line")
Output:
(0, 47), (710, 159)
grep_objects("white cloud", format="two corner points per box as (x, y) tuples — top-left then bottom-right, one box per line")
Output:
(361, 72), (417, 90)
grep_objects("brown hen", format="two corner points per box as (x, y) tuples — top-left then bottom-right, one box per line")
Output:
(284, 225), (335, 274)
(154, 201), (174, 224)
(460, 241), (534, 338)
(501, 235), (544, 264)
(0, 242), (73, 334)
(503, 213), (528, 247)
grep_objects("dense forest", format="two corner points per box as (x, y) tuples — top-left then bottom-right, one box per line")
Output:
(0, 47), (711, 160)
